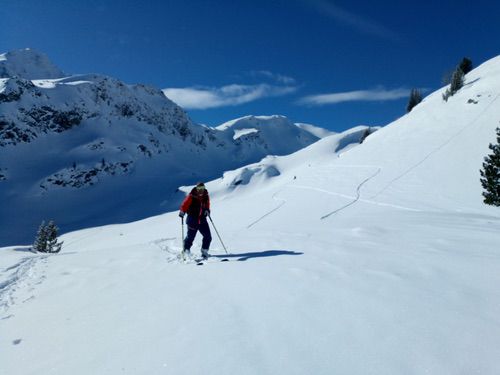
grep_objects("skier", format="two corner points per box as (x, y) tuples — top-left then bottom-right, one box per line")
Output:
(179, 182), (212, 259)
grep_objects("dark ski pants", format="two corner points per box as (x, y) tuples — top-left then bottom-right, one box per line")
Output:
(184, 220), (212, 250)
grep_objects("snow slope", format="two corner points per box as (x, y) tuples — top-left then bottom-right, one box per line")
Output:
(1, 57), (500, 374)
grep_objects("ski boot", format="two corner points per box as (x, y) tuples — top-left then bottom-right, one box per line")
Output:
(201, 248), (209, 260)
(182, 248), (191, 260)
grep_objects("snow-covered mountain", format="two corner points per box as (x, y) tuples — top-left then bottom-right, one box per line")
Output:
(1, 55), (500, 374)
(215, 115), (325, 155)
(0, 49), (65, 79)
(0, 49), (348, 245)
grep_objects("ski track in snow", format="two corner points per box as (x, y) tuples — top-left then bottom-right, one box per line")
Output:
(151, 237), (204, 265)
(246, 189), (287, 229)
(292, 179), (421, 213)
(320, 167), (382, 219)
(151, 234), (227, 265)
(150, 238), (181, 263)
(246, 165), (407, 228)
(154, 241), (203, 264)
(0, 255), (48, 316)
(372, 93), (500, 198)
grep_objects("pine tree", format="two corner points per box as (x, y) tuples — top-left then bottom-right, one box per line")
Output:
(480, 127), (500, 206)
(33, 220), (63, 253)
(46, 221), (63, 253)
(407, 88), (423, 112)
(450, 67), (465, 93)
(459, 57), (473, 75)
(33, 221), (48, 252)
(443, 67), (465, 101)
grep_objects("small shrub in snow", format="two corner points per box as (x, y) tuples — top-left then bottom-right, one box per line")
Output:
(442, 67), (464, 102)
(480, 127), (500, 206)
(407, 89), (423, 112)
(33, 220), (63, 253)
(359, 128), (373, 144)
(450, 68), (465, 92)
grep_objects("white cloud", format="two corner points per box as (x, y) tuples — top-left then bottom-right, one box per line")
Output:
(251, 70), (297, 85)
(163, 83), (297, 109)
(298, 87), (410, 106)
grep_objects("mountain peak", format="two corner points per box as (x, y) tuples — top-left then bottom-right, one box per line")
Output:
(0, 48), (65, 79)
(216, 115), (290, 131)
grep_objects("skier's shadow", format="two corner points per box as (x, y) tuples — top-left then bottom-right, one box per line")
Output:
(214, 250), (303, 262)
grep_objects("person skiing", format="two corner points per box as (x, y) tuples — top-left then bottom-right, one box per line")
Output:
(179, 182), (212, 259)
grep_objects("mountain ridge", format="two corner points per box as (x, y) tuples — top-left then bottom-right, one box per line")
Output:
(0, 49), (364, 245)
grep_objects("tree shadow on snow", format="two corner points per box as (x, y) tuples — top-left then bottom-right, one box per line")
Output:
(214, 250), (303, 262)
(12, 247), (35, 253)
(10, 247), (77, 256)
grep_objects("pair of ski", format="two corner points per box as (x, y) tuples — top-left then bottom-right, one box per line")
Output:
(181, 251), (229, 265)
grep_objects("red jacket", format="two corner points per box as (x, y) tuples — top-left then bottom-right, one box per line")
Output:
(180, 188), (210, 224)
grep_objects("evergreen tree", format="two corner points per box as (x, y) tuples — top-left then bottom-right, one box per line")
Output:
(480, 127), (500, 206)
(33, 221), (48, 252)
(450, 67), (465, 92)
(407, 89), (423, 112)
(46, 221), (63, 253)
(459, 57), (473, 75)
(443, 67), (465, 101)
(33, 220), (63, 253)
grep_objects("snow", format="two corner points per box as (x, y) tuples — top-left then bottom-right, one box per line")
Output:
(0, 78), (8, 93)
(31, 78), (93, 89)
(213, 115), (322, 155)
(0, 48), (65, 79)
(216, 114), (295, 131)
(1, 55), (500, 374)
(232, 127), (258, 140)
(295, 122), (337, 138)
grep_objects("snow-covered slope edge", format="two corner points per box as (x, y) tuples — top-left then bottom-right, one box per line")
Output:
(206, 54), (500, 214)
(332, 55), (500, 212)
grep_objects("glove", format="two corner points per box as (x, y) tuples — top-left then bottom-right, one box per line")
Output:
(204, 209), (210, 217)
(179, 211), (185, 218)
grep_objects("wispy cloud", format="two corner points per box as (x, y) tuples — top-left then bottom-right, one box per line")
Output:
(303, 0), (400, 41)
(298, 87), (410, 106)
(163, 83), (297, 109)
(250, 70), (297, 85)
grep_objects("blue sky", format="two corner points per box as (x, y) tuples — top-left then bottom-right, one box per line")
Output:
(1, 0), (499, 131)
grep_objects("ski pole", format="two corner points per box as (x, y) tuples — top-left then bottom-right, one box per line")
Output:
(208, 215), (228, 254)
(181, 216), (185, 260)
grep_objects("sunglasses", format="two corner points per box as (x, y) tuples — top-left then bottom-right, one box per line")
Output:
(196, 186), (205, 191)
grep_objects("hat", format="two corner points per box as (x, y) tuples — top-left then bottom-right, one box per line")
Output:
(195, 182), (206, 191)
